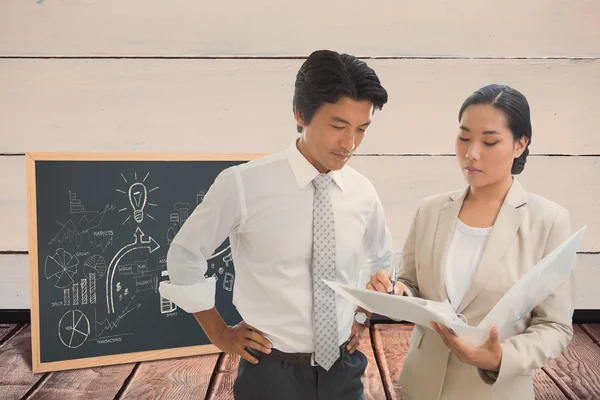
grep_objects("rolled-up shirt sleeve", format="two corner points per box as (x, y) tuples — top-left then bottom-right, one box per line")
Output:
(363, 191), (393, 276)
(158, 168), (242, 313)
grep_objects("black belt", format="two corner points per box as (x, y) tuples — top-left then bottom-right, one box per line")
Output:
(247, 342), (348, 367)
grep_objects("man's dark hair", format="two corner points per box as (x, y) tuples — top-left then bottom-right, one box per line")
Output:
(293, 50), (388, 133)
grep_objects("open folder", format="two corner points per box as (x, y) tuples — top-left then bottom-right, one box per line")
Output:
(325, 226), (586, 347)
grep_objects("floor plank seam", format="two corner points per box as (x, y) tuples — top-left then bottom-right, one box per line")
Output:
(541, 366), (578, 400)
(0, 324), (25, 349)
(113, 362), (141, 400)
(204, 352), (225, 400)
(370, 325), (393, 400)
(580, 324), (599, 344)
(20, 372), (50, 400)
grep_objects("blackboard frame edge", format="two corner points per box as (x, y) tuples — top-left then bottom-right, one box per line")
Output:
(25, 152), (268, 373)
(25, 153), (42, 373)
(32, 343), (222, 373)
(23, 152), (270, 162)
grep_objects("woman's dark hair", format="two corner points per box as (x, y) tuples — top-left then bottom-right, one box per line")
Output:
(458, 84), (532, 174)
(293, 50), (388, 133)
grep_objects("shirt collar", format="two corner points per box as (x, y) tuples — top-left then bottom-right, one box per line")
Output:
(285, 139), (344, 191)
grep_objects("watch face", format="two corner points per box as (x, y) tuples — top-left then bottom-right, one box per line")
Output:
(355, 312), (367, 324)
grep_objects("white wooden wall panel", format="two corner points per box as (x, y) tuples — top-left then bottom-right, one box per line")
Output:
(1, 156), (598, 251)
(349, 156), (600, 252)
(2, 0), (599, 310)
(575, 255), (600, 310)
(1, 59), (599, 155)
(0, 157), (26, 251)
(0, 255), (29, 309)
(1, 0), (599, 57)
(2, 253), (596, 310)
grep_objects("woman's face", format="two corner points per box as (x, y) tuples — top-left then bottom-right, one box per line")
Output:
(455, 104), (528, 189)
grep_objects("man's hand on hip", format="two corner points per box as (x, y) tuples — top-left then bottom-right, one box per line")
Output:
(213, 321), (273, 364)
(346, 320), (368, 354)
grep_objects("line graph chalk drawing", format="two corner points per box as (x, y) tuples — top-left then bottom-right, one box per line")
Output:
(59, 309), (90, 349)
(96, 296), (140, 337)
(45, 248), (79, 289)
(50, 205), (115, 252)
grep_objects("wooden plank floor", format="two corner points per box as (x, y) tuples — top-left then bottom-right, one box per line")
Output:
(1, 323), (599, 400)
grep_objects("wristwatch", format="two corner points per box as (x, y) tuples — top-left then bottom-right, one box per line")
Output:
(354, 311), (370, 327)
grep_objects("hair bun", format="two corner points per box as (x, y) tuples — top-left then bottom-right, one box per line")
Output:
(511, 146), (529, 175)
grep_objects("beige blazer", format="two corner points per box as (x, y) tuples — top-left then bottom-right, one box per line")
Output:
(397, 178), (575, 400)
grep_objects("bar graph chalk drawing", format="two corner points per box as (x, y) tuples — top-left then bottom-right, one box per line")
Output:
(72, 283), (79, 306)
(89, 273), (97, 304)
(69, 190), (98, 215)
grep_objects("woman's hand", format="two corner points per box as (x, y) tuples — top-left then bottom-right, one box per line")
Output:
(366, 269), (405, 295)
(430, 322), (503, 372)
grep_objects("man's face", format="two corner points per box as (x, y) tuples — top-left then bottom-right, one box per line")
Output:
(296, 97), (373, 173)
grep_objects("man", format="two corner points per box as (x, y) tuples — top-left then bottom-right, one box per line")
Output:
(159, 49), (393, 399)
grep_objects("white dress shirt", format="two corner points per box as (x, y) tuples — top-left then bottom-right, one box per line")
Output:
(444, 219), (492, 311)
(159, 140), (392, 353)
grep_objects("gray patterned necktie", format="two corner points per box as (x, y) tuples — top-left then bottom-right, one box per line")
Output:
(311, 173), (339, 371)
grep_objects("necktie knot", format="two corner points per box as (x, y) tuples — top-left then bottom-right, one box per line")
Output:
(313, 174), (333, 190)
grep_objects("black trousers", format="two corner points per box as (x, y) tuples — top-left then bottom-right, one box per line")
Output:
(233, 347), (368, 400)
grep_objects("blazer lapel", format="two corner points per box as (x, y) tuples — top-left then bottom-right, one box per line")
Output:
(432, 187), (468, 301)
(456, 179), (528, 314)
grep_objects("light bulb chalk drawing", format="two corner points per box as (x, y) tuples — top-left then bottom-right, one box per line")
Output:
(129, 182), (147, 223)
(117, 172), (158, 225)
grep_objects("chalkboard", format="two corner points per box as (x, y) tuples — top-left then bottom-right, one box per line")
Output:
(26, 153), (263, 373)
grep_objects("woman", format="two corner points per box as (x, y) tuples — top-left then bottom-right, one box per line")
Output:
(368, 84), (574, 400)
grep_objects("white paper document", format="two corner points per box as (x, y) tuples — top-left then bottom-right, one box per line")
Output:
(325, 226), (586, 346)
